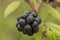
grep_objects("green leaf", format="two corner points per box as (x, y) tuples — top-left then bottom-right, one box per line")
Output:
(4, 1), (21, 18)
(45, 4), (60, 21)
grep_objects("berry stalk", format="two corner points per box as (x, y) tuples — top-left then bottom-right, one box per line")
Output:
(25, 0), (38, 13)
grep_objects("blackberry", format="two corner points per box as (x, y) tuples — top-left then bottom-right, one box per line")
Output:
(23, 24), (32, 35)
(16, 11), (42, 36)
(32, 21), (38, 27)
(21, 13), (28, 19)
(31, 21), (39, 33)
(16, 24), (23, 32)
(19, 19), (26, 26)
(31, 12), (37, 18)
(21, 11), (31, 19)
(27, 15), (34, 24)
(35, 17), (41, 24)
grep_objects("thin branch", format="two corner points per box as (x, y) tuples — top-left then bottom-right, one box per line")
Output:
(24, 0), (44, 13)
(24, 0), (38, 13)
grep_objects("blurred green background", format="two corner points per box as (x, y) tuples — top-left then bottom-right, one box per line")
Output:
(0, 0), (35, 40)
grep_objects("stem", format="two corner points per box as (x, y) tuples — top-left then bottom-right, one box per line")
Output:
(24, 0), (44, 13)
(25, 0), (38, 13)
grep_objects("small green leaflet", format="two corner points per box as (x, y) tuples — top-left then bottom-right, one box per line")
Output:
(4, 1), (21, 18)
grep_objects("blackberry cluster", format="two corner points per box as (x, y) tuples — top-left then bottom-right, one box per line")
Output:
(16, 11), (41, 36)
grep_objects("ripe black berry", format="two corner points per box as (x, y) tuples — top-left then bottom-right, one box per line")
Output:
(23, 25), (32, 35)
(16, 24), (23, 32)
(21, 13), (28, 19)
(32, 21), (38, 27)
(31, 12), (37, 18)
(19, 19), (26, 26)
(27, 15), (34, 24)
(16, 11), (42, 36)
(35, 17), (41, 24)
